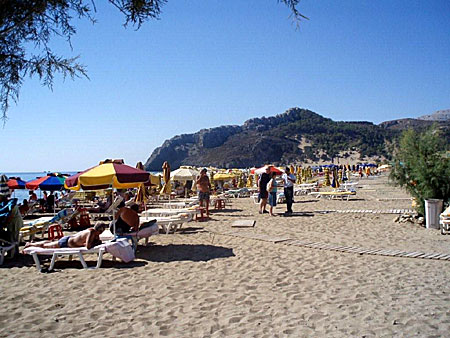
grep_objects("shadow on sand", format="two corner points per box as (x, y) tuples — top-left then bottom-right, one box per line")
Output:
(281, 212), (315, 217)
(136, 243), (235, 263)
(0, 252), (148, 271)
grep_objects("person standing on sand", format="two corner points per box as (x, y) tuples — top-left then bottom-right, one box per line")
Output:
(196, 168), (211, 216)
(282, 167), (296, 214)
(24, 223), (106, 249)
(258, 166), (271, 214)
(267, 172), (278, 216)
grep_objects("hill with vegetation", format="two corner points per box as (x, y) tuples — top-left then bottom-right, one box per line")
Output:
(144, 108), (449, 170)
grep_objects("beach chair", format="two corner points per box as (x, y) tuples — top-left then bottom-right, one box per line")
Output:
(19, 216), (53, 243)
(141, 214), (191, 235)
(23, 239), (133, 271)
(318, 190), (356, 201)
(0, 199), (22, 264)
(56, 191), (76, 208)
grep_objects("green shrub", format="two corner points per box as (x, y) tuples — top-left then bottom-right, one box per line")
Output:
(390, 126), (450, 215)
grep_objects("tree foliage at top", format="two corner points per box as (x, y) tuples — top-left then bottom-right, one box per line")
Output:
(0, 0), (306, 122)
(390, 126), (450, 215)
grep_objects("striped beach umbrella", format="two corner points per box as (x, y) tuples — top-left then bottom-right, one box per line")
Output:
(26, 174), (66, 191)
(7, 177), (26, 190)
(65, 159), (150, 191)
(0, 174), (10, 197)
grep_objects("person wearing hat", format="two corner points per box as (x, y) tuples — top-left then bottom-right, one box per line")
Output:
(196, 168), (212, 216)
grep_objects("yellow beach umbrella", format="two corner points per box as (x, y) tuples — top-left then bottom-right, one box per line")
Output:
(246, 174), (253, 188)
(160, 161), (172, 195)
(135, 162), (150, 204)
(65, 159), (150, 191)
(213, 172), (235, 180)
(323, 168), (331, 186)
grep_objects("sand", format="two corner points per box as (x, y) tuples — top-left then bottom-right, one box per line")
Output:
(1, 175), (449, 337)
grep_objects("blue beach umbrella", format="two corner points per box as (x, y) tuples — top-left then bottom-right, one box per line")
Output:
(26, 174), (66, 191)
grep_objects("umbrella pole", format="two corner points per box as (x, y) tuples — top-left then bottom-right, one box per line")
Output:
(112, 189), (116, 237)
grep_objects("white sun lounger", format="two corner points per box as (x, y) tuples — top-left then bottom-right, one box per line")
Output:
(22, 241), (128, 271)
(141, 216), (189, 235)
(99, 223), (160, 247)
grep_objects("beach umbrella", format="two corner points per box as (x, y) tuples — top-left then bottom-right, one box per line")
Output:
(7, 177), (26, 190)
(323, 168), (331, 186)
(238, 174), (245, 188)
(213, 172), (236, 180)
(253, 166), (284, 175)
(135, 162), (150, 205)
(246, 174), (253, 188)
(65, 159), (150, 191)
(170, 166), (199, 182)
(26, 173), (66, 191)
(290, 164), (295, 174)
(331, 168), (340, 189)
(160, 161), (171, 195)
(0, 175), (10, 197)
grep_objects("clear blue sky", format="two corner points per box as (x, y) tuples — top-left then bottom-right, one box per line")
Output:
(2, 0), (449, 172)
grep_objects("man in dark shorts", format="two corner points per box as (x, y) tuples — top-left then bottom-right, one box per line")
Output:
(196, 168), (211, 216)
(24, 223), (106, 250)
(112, 203), (140, 235)
(258, 166), (271, 214)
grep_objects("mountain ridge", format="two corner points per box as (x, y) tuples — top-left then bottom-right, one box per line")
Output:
(144, 107), (449, 171)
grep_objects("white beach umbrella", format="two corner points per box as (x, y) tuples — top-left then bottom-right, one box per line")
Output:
(170, 166), (200, 182)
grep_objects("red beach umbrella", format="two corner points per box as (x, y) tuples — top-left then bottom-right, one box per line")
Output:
(7, 177), (26, 190)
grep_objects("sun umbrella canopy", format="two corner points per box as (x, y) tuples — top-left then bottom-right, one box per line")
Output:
(253, 166), (284, 175)
(7, 177), (26, 190)
(213, 172), (236, 180)
(65, 159), (150, 191)
(170, 166), (199, 181)
(26, 174), (66, 191)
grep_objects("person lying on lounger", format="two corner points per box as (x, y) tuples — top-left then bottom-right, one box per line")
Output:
(24, 223), (106, 250)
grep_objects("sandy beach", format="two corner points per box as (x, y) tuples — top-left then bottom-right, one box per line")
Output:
(1, 174), (449, 337)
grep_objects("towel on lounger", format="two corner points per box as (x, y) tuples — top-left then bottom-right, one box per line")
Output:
(105, 240), (135, 263)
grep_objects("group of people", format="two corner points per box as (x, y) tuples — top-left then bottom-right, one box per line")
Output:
(257, 166), (296, 216)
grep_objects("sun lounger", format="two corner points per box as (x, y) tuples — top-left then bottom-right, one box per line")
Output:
(317, 191), (356, 201)
(294, 183), (318, 196)
(23, 239), (131, 271)
(19, 216), (54, 242)
(141, 215), (190, 235)
(141, 207), (196, 220)
(24, 244), (107, 271)
(100, 223), (160, 247)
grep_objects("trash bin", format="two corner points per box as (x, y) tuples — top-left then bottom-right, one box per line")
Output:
(425, 199), (443, 229)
